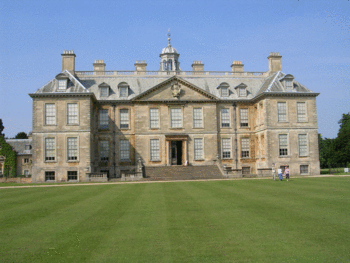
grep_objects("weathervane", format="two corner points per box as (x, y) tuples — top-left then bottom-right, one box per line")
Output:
(167, 29), (171, 45)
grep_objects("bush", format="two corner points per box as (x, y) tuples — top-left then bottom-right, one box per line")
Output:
(10, 167), (16, 178)
(3, 166), (9, 177)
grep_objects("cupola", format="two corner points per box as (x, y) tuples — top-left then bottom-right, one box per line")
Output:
(159, 31), (180, 71)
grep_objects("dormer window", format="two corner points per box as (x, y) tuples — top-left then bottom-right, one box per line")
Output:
(58, 80), (67, 90)
(118, 82), (129, 98)
(235, 83), (247, 97)
(99, 82), (110, 98)
(217, 83), (230, 97)
(280, 74), (295, 91)
(55, 73), (69, 91)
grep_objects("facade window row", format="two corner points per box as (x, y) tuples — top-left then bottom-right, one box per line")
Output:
(45, 103), (78, 125)
(277, 102), (308, 123)
(278, 134), (309, 157)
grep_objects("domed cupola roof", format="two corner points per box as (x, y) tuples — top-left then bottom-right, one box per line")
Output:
(161, 33), (178, 54)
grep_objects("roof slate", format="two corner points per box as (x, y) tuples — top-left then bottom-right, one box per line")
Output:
(6, 139), (32, 155)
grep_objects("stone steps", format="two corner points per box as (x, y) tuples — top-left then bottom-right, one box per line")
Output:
(143, 165), (224, 181)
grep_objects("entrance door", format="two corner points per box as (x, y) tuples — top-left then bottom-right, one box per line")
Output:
(171, 141), (182, 165)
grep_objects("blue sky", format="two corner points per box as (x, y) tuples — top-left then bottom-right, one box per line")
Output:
(0, 0), (349, 138)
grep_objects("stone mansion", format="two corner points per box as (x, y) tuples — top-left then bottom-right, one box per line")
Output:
(29, 38), (320, 182)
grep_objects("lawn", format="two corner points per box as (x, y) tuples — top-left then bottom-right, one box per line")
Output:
(0, 177), (349, 262)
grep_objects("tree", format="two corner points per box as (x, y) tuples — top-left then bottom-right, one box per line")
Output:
(0, 119), (4, 136)
(333, 113), (350, 165)
(14, 132), (28, 139)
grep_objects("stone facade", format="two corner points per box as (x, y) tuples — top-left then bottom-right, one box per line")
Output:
(29, 38), (320, 182)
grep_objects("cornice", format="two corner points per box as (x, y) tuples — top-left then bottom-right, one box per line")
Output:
(29, 92), (97, 101)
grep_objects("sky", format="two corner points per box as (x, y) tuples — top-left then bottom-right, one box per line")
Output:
(0, 0), (349, 139)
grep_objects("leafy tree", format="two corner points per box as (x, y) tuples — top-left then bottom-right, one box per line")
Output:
(14, 132), (28, 139)
(0, 119), (4, 136)
(333, 113), (350, 165)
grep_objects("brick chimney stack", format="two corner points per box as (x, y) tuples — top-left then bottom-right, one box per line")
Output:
(61, 50), (76, 74)
(231, 61), (244, 72)
(268, 52), (282, 74)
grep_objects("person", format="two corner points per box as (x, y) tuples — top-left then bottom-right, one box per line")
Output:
(278, 168), (283, 181)
(285, 166), (290, 181)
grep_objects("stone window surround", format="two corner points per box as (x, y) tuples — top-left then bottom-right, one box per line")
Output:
(44, 137), (56, 163)
(119, 139), (130, 162)
(278, 134), (289, 157)
(66, 102), (79, 126)
(220, 108), (231, 128)
(193, 107), (204, 129)
(44, 170), (56, 181)
(298, 133), (309, 157)
(169, 106), (184, 129)
(221, 137), (232, 159)
(44, 102), (57, 126)
(277, 101), (288, 123)
(297, 101), (308, 123)
(99, 139), (110, 162)
(149, 107), (160, 129)
(119, 108), (130, 130)
(193, 137), (204, 160)
(241, 137), (250, 158)
(150, 138), (161, 162)
(99, 108), (109, 130)
(67, 170), (78, 181)
(66, 136), (79, 162)
(118, 82), (129, 98)
(300, 164), (309, 174)
(239, 108), (249, 128)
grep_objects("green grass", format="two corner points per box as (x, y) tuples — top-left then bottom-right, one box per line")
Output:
(1, 178), (349, 262)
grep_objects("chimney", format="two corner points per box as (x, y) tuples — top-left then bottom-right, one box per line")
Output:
(268, 52), (282, 74)
(61, 50), (76, 73)
(134, 60), (147, 75)
(231, 61), (244, 72)
(93, 60), (106, 74)
(192, 61), (204, 74)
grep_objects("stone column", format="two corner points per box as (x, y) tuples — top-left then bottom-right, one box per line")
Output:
(166, 140), (170, 166)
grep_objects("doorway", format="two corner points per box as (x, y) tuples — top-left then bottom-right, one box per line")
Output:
(171, 141), (182, 165)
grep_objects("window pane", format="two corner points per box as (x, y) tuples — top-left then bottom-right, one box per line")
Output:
(67, 171), (78, 180)
(279, 134), (288, 156)
(277, 102), (287, 122)
(120, 109), (129, 129)
(67, 103), (78, 124)
(58, 80), (66, 90)
(241, 138), (250, 158)
(45, 104), (56, 125)
(221, 109), (230, 127)
(100, 87), (108, 97)
(171, 108), (182, 128)
(298, 134), (308, 156)
(240, 108), (248, 127)
(120, 87), (128, 97)
(194, 138), (203, 159)
(297, 102), (306, 122)
(150, 139), (159, 160)
(221, 87), (228, 97)
(222, 138), (231, 159)
(45, 171), (55, 181)
(193, 108), (203, 128)
(239, 87), (246, 97)
(45, 138), (55, 161)
(120, 140), (130, 161)
(150, 108), (159, 128)
(100, 141), (109, 161)
(67, 137), (78, 161)
(300, 165), (309, 174)
(99, 109), (109, 129)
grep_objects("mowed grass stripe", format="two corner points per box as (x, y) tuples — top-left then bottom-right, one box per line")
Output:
(87, 183), (172, 262)
(199, 179), (350, 261)
(0, 185), (138, 262)
(0, 177), (349, 262)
